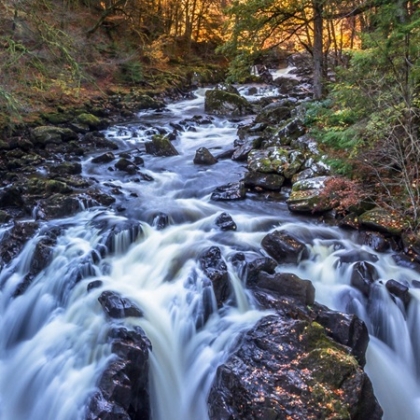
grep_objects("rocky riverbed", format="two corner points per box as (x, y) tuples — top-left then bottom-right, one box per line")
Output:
(2, 56), (420, 419)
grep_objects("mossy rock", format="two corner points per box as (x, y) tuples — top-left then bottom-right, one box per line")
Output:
(43, 112), (74, 125)
(204, 89), (253, 116)
(73, 113), (102, 130)
(31, 126), (78, 145)
(145, 135), (179, 157)
(255, 102), (292, 124)
(26, 179), (73, 196)
(287, 176), (333, 213)
(247, 147), (305, 179)
(0, 140), (10, 150)
(359, 208), (409, 236)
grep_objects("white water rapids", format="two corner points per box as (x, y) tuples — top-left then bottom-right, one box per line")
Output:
(0, 87), (419, 419)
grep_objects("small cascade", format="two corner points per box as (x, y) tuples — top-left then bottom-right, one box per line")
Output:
(279, 224), (420, 419)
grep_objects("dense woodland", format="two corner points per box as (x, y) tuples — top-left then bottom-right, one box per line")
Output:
(1, 0), (420, 227)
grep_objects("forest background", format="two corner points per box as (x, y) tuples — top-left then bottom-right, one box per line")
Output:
(1, 0), (420, 228)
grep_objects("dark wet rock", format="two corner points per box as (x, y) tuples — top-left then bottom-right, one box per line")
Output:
(145, 135), (179, 157)
(50, 162), (82, 176)
(215, 212), (237, 231)
(386, 279), (410, 306)
(261, 230), (309, 264)
(13, 226), (63, 296)
(204, 89), (253, 116)
(115, 158), (137, 174)
(338, 213), (362, 230)
(359, 231), (393, 253)
(211, 182), (246, 201)
(350, 261), (379, 297)
(244, 256), (277, 286)
(208, 315), (382, 420)
(86, 326), (151, 420)
(25, 179), (73, 196)
(40, 194), (84, 219)
(0, 221), (38, 265)
(243, 171), (285, 191)
(31, 126), (78, 145)
(256, 271), (315, 305)
(87, 280), (103, 292)
(231, 141), (255, 161)
(314, 307), (369, 367)
(215, 149), (235, 160)
(0, 185), (25, 208)
(193, 147), (217, 165)
(152, 213), (169, 230)
(359, 208), (409, 236)
(0, 210), (12, 223)
(82, 132), (119, 151)
(92, 152), (115, 164)
(392, 253), (420, 272)
(98, 291), (143, 318)
(199, 246), (229, 308)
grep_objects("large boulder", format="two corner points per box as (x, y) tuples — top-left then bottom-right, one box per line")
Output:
(193, 147), (217, 165)
(242, 171), (285, 191)
(257, 271), (315, 306)
(204, 89), (253, 116)
(255, 102), (292, 124)
(359, 208), (409, 236)
(261, 230), (309, 264)
(86, 326), (151, 420)
(208, 316), (382, 420)
(247, 147), (305, 179)
(31, 126), (78, 145)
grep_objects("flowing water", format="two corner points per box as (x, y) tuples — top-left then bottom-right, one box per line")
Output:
(0, 87), (419, 419)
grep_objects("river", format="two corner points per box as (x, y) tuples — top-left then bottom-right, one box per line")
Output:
(0, 85), (419, 419)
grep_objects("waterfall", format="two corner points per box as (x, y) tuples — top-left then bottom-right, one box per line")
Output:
(0, 86), (419, 419)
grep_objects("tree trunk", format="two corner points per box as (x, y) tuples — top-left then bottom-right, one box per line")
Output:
(312, 0), (324, 100)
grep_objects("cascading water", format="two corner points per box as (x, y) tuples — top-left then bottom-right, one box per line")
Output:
(0, 85), (419, 420)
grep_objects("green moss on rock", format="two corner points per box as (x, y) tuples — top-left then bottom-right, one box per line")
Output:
(204, 89), (252, 116)
(359, 208), (409, 236)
